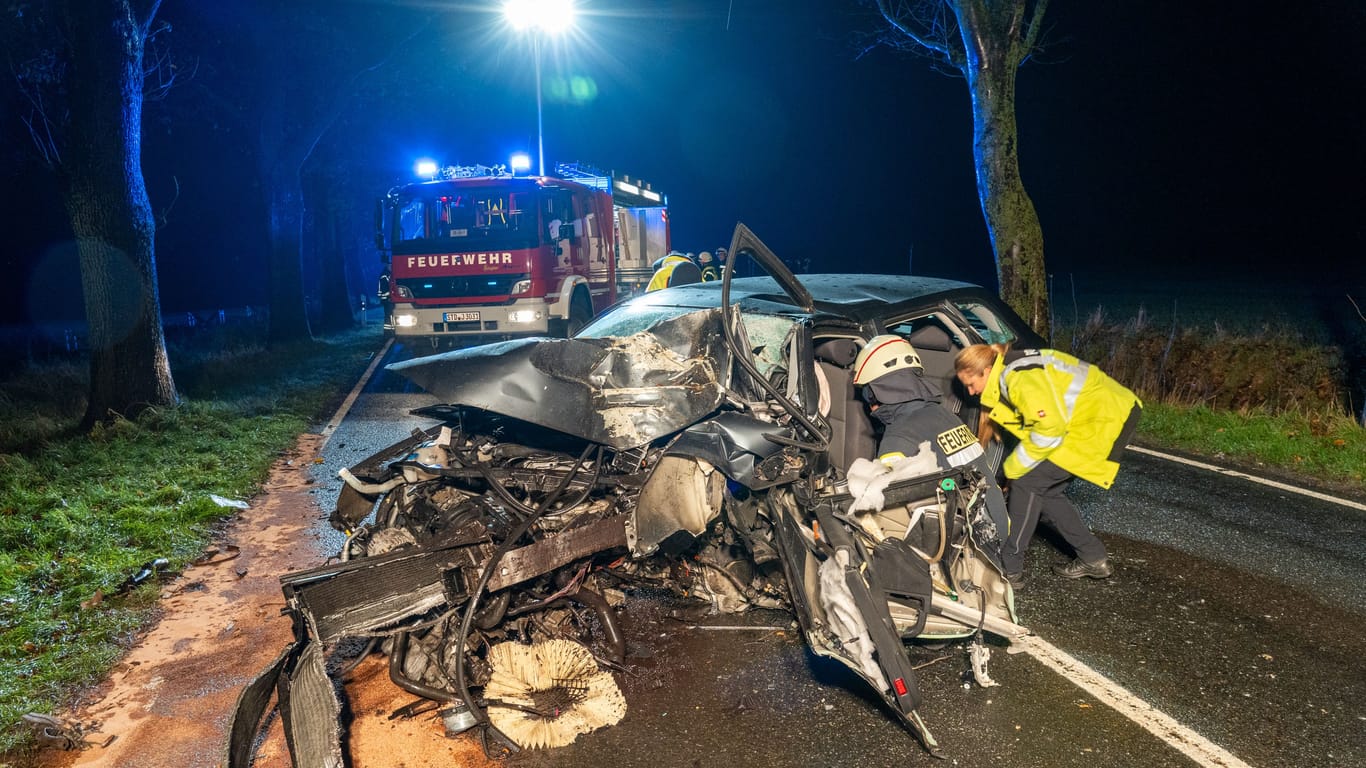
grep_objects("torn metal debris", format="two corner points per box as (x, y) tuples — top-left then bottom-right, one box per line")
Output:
(228, 223), (1038, 766)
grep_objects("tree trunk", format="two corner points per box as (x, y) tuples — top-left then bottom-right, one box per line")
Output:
(266, 170), (314, 345)
(59, 0), (177, 427)
(316, 191), (356, 333)
(960, 23), (1051, 339)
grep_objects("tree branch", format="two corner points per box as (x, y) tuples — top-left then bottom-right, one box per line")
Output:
(1022, 0), (1050, 53)
(875, 0), (955, 59)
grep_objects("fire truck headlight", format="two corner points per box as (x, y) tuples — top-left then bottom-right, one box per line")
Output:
(395, 314), (418, 328)
(510, 279), (531, 295)
(507, 310), (543, 324)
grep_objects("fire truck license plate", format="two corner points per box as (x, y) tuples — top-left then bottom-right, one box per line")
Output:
(443, 311), (480, 322)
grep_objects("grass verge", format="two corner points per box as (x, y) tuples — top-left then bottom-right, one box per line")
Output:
(0, 328), (383, 757)
(1135, 402), (1366, 488)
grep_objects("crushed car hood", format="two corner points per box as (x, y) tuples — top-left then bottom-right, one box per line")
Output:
(387, 308), (732, 449)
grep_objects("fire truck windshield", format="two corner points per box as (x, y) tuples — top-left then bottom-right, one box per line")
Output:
(393, 186), (537, 253)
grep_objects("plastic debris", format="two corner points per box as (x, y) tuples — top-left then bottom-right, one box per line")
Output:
(209, 494), (249, 509)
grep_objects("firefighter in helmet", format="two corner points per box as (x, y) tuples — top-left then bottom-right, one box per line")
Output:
(854, 335), (980, 468)
(697, 251), (720, 282)
(853, 334), (1010, 567)
(646, 252), (702, 292)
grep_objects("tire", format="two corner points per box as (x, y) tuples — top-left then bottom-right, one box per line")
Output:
(565, 290), (593, 338)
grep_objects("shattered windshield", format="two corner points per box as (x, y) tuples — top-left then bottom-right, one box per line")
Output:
(580, 304), (798, 381)
(578, 302), (697, 339)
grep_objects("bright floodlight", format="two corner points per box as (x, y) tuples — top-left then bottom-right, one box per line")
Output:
(503, 0), (575, 34)
(415, 159), (439, 179)
(509, 152), (532, 173)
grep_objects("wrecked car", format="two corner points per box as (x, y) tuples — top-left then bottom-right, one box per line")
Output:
(227, 224), (1043, 765)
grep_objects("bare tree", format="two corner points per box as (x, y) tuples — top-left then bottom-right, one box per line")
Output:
(8, 0), (178, 426)
(873, 0), (1051, 337)
(180, 2), (426, 346)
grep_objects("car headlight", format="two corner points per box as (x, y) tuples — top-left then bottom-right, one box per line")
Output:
(510, 279), (531, 295)
(395, 314), (418, 328)
(507, 310), (542, 323)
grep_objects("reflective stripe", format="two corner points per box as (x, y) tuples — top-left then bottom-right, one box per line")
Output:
(1029, 432), (1062, 449)
(879, 451), (906, 466)
(1012, 443), (1041, 470)
(1002, 351), (1091, 419)
(946, 442), (984, 467)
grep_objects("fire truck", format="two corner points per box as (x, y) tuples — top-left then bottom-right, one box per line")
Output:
(377, 162), (670, 343)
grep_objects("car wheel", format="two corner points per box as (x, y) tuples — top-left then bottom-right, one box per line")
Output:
(565, 290), (593, 337)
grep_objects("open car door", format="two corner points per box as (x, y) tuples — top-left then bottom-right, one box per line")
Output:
(717, 224), (1027, 754)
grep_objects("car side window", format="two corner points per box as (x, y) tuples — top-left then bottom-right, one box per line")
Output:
(951, 301), (1018, 345)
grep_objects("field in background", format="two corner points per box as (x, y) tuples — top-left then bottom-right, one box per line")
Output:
(1053, 274), (1365, 420)
(1058, 275), (1360, 337)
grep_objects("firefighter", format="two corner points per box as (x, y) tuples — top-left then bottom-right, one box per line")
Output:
(646, 252), (702, 291)
(853, 335), (1009, 567)
(954, 344), (1142, 584)
(697, 251), (720, 282)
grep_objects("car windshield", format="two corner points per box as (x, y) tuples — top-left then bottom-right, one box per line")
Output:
(392, 185), (538, 253)
(578, 302), (698, 339)
(580, 300), (802, 389)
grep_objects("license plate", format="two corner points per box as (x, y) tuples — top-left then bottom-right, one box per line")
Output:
(443, 311), (480, 322)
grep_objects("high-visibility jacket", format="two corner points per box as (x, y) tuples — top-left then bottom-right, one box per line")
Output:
(980, 349), (1141, 488)
(646, 256), (701, 292)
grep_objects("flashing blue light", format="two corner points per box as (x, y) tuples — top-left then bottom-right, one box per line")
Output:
(415, 159), (439, 179)
(509, 153), (532, 173)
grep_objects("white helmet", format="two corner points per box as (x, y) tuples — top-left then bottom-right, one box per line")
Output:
(852, 335), (923, 385)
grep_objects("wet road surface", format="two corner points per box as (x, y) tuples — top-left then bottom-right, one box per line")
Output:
(307, 339), (1366, 767)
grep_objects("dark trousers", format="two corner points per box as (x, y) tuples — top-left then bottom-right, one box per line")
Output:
(1002, 460), (1106, 574)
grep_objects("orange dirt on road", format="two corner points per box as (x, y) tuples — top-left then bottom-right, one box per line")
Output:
(36, 434), (496, 768)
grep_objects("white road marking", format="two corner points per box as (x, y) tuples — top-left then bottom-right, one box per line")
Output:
(1127, 445), (1366, 513)
(1017, 634), (1256, 768)
(319, 338), (394, 449)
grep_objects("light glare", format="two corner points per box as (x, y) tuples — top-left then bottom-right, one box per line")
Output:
(503, 0), (575, 35)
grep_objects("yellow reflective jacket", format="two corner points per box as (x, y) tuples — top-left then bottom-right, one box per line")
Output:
(646, 255), (698, 292)
(980, 349), (1142, 488)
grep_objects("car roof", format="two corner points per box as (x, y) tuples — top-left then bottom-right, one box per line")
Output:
(624, 274), (994, 323)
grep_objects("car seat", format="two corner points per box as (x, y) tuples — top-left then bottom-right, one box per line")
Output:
(814, 338), (877, 475)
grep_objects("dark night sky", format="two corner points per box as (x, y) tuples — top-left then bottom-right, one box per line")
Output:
(5, 0), (1366, 329)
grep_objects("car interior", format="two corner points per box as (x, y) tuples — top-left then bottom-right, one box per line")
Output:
(811, 314), (997, 478)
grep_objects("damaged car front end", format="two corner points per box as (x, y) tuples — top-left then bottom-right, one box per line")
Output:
(227, 225), (1034, 766)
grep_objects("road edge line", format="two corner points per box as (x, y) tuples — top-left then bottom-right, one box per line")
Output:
(319, 337), (394, 449)
(1020, 634), (1256, 768)
(1127, 445), (1366, 513)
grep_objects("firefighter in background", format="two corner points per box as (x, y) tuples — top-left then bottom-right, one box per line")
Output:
(697, 251), (720, 281)
(852, 335), (1009, 566)
(646, 252), (702, 291)
(954, 344), (1142, 584)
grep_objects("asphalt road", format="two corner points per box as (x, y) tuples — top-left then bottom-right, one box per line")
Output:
(307, 339), (1366, 768)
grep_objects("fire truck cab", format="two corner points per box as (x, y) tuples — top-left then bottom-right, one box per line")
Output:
(378, 163), (669, 343)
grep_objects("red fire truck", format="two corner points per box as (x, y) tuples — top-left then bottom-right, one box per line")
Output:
(377, 162), (670, 343)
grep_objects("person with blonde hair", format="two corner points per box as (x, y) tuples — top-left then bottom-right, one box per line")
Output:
(954, 343), (1142, 586)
